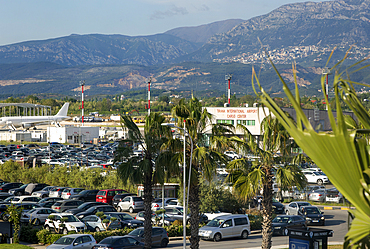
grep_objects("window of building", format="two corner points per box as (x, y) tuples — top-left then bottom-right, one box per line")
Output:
(217, 120), (234, 125)
(237, 120), (255, 126)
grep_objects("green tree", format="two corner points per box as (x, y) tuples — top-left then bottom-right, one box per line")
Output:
(171, 97), (230, 249)
(115, 113), (172, 249)
(228, 115), (306, 249)
(252, 52), (370, 247)
(6, 205), (23, 243)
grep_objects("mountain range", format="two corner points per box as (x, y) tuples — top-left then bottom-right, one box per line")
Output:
(0, 0), (369, 98)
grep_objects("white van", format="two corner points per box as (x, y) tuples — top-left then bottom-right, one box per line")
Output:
(198, 214), (250, 242)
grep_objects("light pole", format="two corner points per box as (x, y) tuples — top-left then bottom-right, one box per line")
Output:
(162, 122), (193, 249)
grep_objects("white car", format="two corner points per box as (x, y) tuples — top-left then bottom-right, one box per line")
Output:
(308, 190), (326, 202)
(81, 215), (121, 232)
(11, 196), (41, 204)
(325, 188), (344, 203)
(302, 170), (329, 185)
(44, 213), (86, 234)
(151, 198), (178, 211)
(32, 186), (58, 198)
(224, 151), (241, 160)
(21, 208), (58, 225)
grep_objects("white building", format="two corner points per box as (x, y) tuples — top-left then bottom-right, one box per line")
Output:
(205, 106), (273, 136)
(47, 126), (99, 144)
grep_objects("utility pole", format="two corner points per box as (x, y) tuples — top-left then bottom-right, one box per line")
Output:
(225, 74), (232, 105)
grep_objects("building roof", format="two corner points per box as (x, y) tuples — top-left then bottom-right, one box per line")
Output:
(0, 103), (50, 108)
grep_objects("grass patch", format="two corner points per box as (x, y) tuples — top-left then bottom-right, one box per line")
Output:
(0, 245), (34, 249)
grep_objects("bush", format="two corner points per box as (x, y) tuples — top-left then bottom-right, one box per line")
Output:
(20, 224), (39, 243)
(35, 229), (64, 245)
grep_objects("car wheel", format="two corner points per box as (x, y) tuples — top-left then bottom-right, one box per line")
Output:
(160, 239), (169, 247)
(33, 218), (40, 226)
(317, 179), (323, 185)
(213, 233), (222, 242)
(285, 210), (289, 215)
(129, 207), (134, 213)
(117, 206), (122, 212)
(62, 228), (68, 235)
(2, 215), (9, 222)
(241, 230), (249, 239)
(95, 227), (101, 232)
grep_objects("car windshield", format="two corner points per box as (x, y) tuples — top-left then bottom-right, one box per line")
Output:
(54, 237), (74, 245)
(129, 229), (144, 236)
(273, 216), (290, 223)
(206, 218), (225, 227)
(26, 209), (37, 213)
(99, 237), (117, 244)
(62, 215), (79, 222)
(20, 184), (27, 189)
(78, 190), (89, 195)
(304, 207), (320, 214)
(297, 202), (311, 207)
(115, 214), (133, 220)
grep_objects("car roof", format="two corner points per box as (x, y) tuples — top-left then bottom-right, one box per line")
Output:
(59, 234), (91, 238)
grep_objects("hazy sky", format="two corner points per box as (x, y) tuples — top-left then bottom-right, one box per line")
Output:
(0, 0), (330, 46)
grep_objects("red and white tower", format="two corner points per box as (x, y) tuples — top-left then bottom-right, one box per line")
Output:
(148, 77), (152, 116)
(80, 80), (85, 126)
(225, 74), (232, 105)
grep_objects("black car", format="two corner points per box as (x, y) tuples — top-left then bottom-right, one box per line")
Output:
(9, 183), (48, 196)
(112, 193), (136, 208)
(105, 212), (144, 229)
(272, 199), (285, 214)
(272, 215), (307, 235)
(299, 206), (325, 226)
(75, 205), (117, 219)
(51, 200), (84, 212)
(65, 202), (108, 215)
(128, 227), (169, 248)
(70, 189), (100, 202)
(0, 182), (23, 192)
(92, 236), (144, 249)
(38, 197), (63, 204)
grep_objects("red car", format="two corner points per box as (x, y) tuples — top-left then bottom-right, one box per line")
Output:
(96, 189), (126, 204)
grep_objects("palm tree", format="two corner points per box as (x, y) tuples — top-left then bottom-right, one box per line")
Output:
(115, 113), (172, 249)
(252, 50), (370, 247)
(171, 97), (232, 249)
(228, 115), (306, 249)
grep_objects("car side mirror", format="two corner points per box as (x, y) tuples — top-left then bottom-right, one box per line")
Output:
(73, 243), (79, 246)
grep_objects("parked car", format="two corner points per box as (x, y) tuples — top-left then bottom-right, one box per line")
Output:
(272, 199), (285, 214)
(92, 236), (144, 249)
(96, 189), (126, 205)
(64, 202), (108, 215)
(61, 188), (85, 199)
(224, 151), (241, 160)
(0, 182), (23, 192)
(20, 207), (58, 225)
(117, 196), (144, 213)
(52, 200), (84, 212)
(70, 189), (99, 202)
(106, 212), (144, 229)
(325, 188), (344, 203)
(49, 187), (69, 197)
(32, 186), (58, 198)
(81, 214), (121, 232)
(2, 203), (40, 221)
(8, 184), (29, 196)
(151, 198), (178, 211)
(11, 195), (41, 204)
(271, 215), (307, 235)
(198, 214), (250, 242)
(44, 213), (86, 234)
(308, 190), (326, 202)
(75, 205), (117, 219)
(302, 170), (329, 185)
(299, 206), (325, 226)
(46, 234), (96, 249)
(285, 201), (312, 215)
(112, 193), (136, 208)
(128, 227), (169, 247)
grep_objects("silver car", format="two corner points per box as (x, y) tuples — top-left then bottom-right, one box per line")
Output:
(46, 234), (96, 249)
(20, 207), (58, 225)
(49, 187), (69, 198)
(32, 186), (58, 198)
(285, 201), (312, 215)
(61, 188), (84, 199)
(117, 196), (144, 213)
(198, 214), (250, 241)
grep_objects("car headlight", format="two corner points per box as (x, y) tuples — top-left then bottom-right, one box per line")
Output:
(69, 225), (75, 229)
(274, 227), (281, 230)
(306, 217), (311, 220)
(128, 223), (132, 226)
(321, 217), (325, 220)
(202, 230), (212, 234)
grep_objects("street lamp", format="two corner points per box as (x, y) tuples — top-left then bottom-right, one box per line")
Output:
(162, 122), (193, 249)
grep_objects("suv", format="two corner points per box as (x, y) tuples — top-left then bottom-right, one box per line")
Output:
(224, 151), (241, 160)
(198, 214), (250, 242)
(96, 189), (126, 205)
(117, 196), (144, 213)
(61, 188), (84, 199)
(302, 170), (329, 185)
